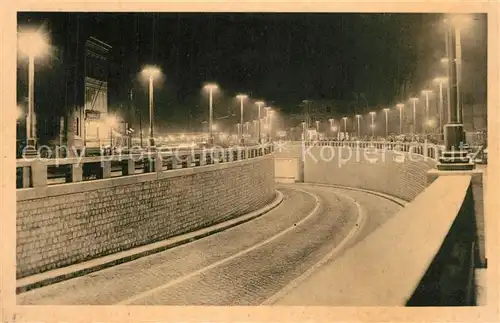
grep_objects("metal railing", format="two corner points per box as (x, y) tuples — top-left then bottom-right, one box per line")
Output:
(16, 144), (274, 189)
(293, 140), (445, 160)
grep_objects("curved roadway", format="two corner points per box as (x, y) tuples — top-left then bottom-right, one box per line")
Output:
(18, 184), (403, 305)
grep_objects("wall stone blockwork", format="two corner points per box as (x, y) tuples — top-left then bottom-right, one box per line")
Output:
(17, 155), (276, 278)
(301, 146), (437, 202)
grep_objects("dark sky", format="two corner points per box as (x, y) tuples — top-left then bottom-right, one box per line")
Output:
(17, 12), (487, 131)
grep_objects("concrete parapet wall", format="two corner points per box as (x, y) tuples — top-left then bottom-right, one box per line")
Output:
(16, 155), (276, 278)
(302, 145), (437, 202)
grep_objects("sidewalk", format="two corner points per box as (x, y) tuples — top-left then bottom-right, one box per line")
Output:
(17, 191), (284, 294)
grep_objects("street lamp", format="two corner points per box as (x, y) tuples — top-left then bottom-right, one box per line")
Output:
(409, 97), (419, 134)
(342, 117), (348, 140)
(236, 94), (248, 142)
(383, 108), (390, 138)
(18, 29), (50, 156)
(396, 103), (404, 135)
(204, 83), (219, 145)
(267, 110), (274, 141)
(328, 118), (334, 139)
(302, 99), (312, 128)
(444, 14), (472, 126)
(141, 65), (161, 147)
(106, 114), (118, 149)
(315, 120), (320, 132)
(255, 101), (265, 143)
(301, 121), (306, 141)
(421, 90), (432, 134)
(434, 77), (449, 138)
(17, 106), (23, 121)
(245, 121), (250, 136)
(369, 111), (376, 138)
(264, 107), (271, 142)
(355, 114), (361, 138)
(331, 125), (338, 139)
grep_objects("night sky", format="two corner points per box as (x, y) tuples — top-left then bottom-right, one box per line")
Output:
(17, 12), (487, 133)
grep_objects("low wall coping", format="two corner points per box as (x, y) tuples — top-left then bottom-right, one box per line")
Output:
(17, 153), (274, 202)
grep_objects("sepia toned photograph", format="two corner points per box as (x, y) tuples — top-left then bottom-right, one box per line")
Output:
(3, 2), (497, 320)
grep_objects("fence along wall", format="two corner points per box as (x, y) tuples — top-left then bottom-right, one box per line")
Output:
(303, 145), (437, 202)
(16, 154), (275, 278)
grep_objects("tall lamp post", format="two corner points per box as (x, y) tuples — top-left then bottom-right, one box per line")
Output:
(18, 30), (49, 156)
(106, 115), (117, 150)
(409, 97), (419, 134)
(434, 77), (448, 138)
(141, 66), (161, 148)
(383, 108), (390, 138)
(264, 106), (272, 141)
(268, 110), (274, 141)
(245, 121), (250, 137)
(204, 83), (219, 145)
(255, 101), (265, 143)
(342, 117), (348, 140)
(236, 94), (248, 143)
(437, 14), (474, 170)
(301, 122), (306, 141)
(421, 89), (432, 135)
(446, 15), (471, 125)
(396, 103), (404, 135)
(328, 118), (334, 139)
(369, 111), (376, 139)
(355, 114), (361, 138)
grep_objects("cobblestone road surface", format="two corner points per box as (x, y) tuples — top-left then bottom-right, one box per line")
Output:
(18, 184), (402, 305)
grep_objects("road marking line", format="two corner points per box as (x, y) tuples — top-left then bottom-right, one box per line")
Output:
(261, 187), (366, 305)
(115, 187), (322, 305)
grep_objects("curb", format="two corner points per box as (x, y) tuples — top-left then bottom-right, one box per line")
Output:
(292, 182), (409, 207)
(17, 190), (284, 294)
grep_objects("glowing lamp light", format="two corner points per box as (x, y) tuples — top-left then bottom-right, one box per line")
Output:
(204, 83), (218, 91)
(445, 14), (473, 29)
(355, 114), (361, 118)
(396, 103), (404, 109)
(16, 106), (23, 120)
(383, 108), (390, 112)
(434, 77), (449, 83)
(369, 111), (376, 116)
(18, 30), (49, 58)
(236, 94), (248, 100)
(211, 124), (218, 131)
(141, 65), (161, 79)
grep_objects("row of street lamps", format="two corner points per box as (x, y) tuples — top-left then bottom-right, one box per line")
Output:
(306, 14), (471, 143)
(202, 83), (276, 145)
(17, 26), (277, 155)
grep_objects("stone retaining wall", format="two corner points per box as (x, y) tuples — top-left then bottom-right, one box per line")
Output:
(303, 146), (437, 201)
(17, 155), (276, 278)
